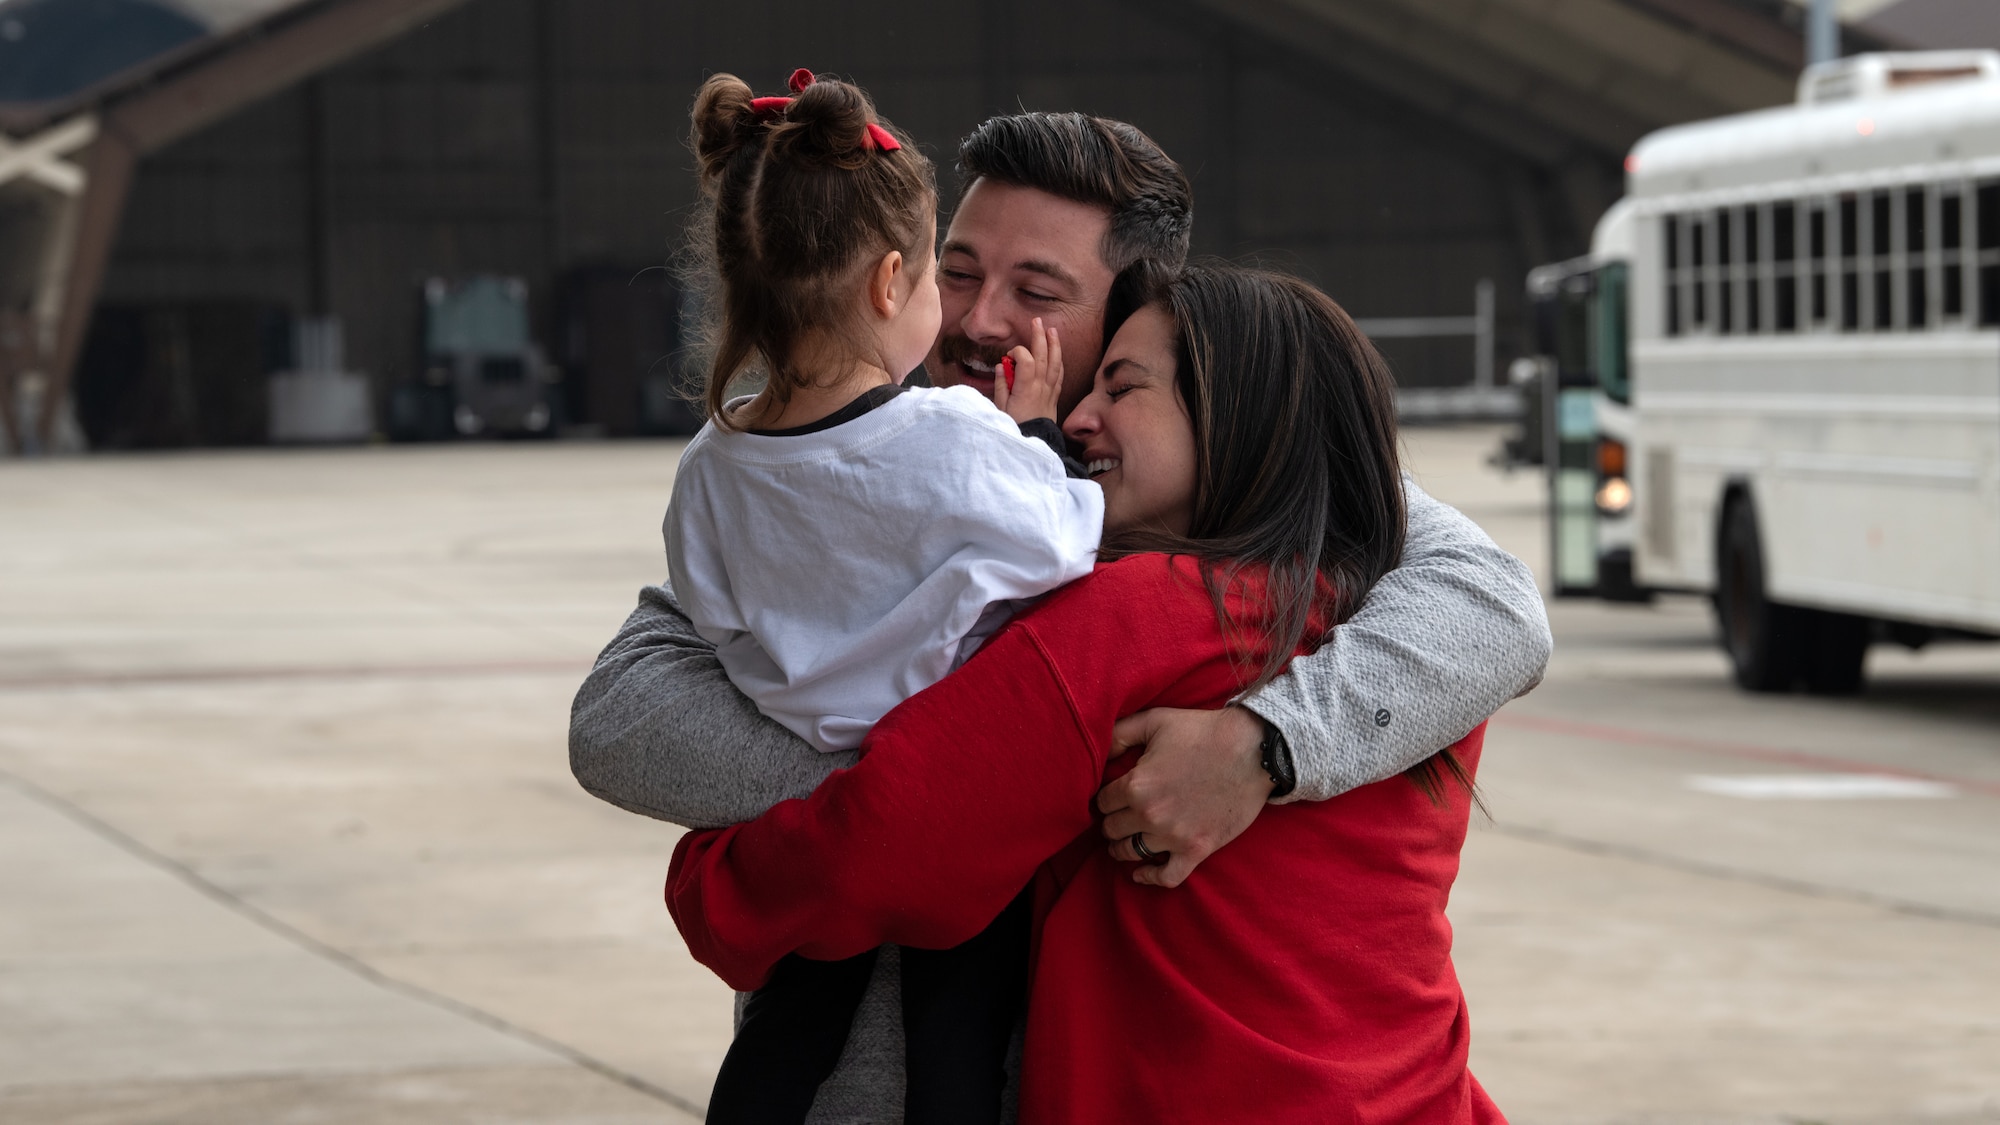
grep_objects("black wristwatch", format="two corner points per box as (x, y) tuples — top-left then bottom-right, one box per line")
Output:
(1246, 708), (1296, 799)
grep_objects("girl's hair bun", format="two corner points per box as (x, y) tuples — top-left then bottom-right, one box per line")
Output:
(691, 73), (761, 186)
(683, 68), (935, 431)
(771, 77), (880, 170)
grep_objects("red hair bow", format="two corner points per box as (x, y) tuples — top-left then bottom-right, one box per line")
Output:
(748, 68), (902, 152)
(750, 68), (816, 119)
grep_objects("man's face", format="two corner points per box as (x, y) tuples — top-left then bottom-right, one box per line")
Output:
(927, 179), (1115, 419)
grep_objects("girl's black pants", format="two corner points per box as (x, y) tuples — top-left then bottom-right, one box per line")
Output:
(704, 892), (1030, 1125)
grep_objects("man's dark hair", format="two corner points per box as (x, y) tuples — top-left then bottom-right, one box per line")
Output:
(955, 112), (1193, 273)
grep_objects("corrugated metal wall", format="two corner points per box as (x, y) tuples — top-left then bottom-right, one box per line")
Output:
(89, 0), (1594, 444)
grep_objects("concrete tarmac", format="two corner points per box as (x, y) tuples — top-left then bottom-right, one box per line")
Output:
(1, 430), (1995, 1123)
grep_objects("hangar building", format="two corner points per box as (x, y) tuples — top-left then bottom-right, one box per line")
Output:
(0, 0), (1931, 450)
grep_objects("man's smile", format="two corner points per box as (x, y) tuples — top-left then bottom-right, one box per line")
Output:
(933, 335), (1013, 395)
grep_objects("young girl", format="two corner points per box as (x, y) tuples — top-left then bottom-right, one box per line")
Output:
(664, 70), (1103, 1124)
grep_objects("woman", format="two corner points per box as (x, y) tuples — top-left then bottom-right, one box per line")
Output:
(669, 265), (1504, 1123)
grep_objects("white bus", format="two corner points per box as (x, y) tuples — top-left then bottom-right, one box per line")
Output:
(1538, 50), (2000, 694)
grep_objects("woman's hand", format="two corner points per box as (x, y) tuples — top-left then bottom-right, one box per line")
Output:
(993, 317), (1062, 425)
(1096, 705), (1274, 888)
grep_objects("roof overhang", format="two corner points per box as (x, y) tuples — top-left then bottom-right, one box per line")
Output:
(1194, 0), (1893, 167)
(1, 0), (472, 150)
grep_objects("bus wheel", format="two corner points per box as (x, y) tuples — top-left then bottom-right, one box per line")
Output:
(1716, 498), (1800, 692)
(1798, 611), (1869, 696)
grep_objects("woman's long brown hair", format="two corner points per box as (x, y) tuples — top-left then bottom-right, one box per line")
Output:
(1100, 263), (1475, 806)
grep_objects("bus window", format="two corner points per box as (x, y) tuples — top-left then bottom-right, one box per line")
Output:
(1979, 181), (2000, 326)
(1840, 195), (1860, 331)
(1745, 206), (1763, 333)
(1941, 193), (1963, 319)
(1665, 214), (1681, 336)
(1906, 186), (1928, 329)
(1871, 191), (1893, 330)
(1595, 263), (1630, 405)
(1692, 217), (1708, 327)
(1555, 275), (1590, 383)
(1718, 209), (1734, 334)
(1775, 201), (1798, 331)
(1810, 205), (1828, 324)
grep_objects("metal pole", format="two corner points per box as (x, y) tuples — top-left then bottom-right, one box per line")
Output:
(1542, 357), (1560, 595)
(1474, 278), (1495, 390)
(1807, 0), (1838, 67)
(304, 80), (330, 317)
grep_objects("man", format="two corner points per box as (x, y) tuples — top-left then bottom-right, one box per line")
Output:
(571, 111), (1550, 1120)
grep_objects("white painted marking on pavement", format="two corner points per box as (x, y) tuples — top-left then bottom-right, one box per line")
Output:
(1685, 774), (1959, 800)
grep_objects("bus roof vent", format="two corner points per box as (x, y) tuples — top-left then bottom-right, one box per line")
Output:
(1799, 50), (2000, 106)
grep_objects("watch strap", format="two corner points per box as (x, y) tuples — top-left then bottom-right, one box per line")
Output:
(1251, 710), (1296, 799)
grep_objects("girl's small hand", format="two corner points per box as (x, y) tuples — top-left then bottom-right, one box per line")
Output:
(993, 317), (1062, 425)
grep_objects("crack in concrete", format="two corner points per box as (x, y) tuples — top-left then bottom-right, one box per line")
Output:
(0, 767), (709, 1121)
(1485, 819), (2000, 931)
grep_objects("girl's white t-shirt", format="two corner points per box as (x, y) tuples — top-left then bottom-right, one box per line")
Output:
(665, 385), (1105, 753)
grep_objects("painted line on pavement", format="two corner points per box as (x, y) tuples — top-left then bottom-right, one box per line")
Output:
(1684, 773), (1957, 800)
(0, 660), (591, 693)
(1492, 712), (2000, 798)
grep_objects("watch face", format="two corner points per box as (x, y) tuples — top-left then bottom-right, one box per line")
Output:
(1257, 722), (1295, 797)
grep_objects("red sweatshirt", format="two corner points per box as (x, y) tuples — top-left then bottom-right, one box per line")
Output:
(669, 554), (1504, 1124)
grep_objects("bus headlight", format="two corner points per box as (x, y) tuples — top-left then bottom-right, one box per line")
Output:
(1597, 476), (1633, 515)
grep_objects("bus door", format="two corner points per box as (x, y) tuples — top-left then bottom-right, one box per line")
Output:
(1552, 382), (1598, 593)
(1539, 262), (1633, 597)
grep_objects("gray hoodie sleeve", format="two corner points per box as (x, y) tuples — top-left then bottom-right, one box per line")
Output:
(569, 587), (910, 1123)
(569, 583), (850, 829)
(570, 478), (1549, 823)
(1238, 476), (1551, 803)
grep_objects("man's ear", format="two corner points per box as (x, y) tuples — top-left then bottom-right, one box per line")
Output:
(867, 250), (905, 319)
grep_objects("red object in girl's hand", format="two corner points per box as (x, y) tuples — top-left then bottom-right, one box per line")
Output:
(999, 355), (1015, 390)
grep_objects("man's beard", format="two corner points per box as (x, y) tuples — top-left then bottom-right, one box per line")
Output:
(931, 331), (1009, 385)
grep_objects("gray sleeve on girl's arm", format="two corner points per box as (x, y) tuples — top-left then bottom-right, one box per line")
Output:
(1237, 476), (1552, 803)
(569, 582), (853, 829)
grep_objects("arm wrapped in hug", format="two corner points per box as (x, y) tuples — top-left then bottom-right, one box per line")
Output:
(569, 583), (848, 829)
(1243, 477), (1549, 801)
(668, 624), (1103, 990)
